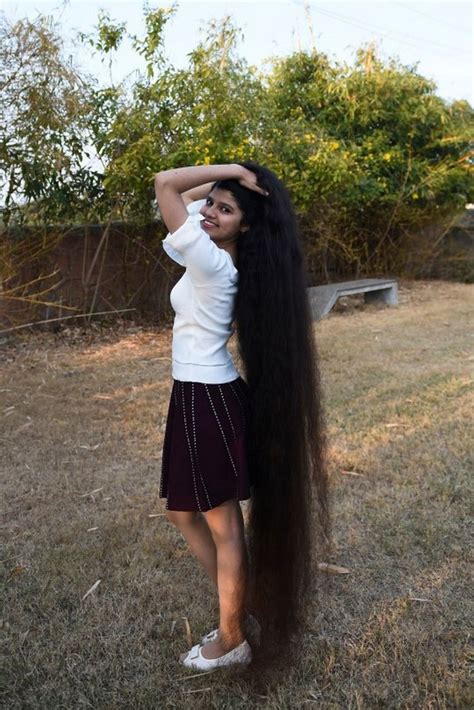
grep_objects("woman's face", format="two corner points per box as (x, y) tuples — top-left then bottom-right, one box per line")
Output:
(199, 188), (249, 246)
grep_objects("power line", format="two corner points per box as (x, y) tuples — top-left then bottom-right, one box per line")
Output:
(393, 1), (470, 35)
(315, 5), (471, 56)
(312, 5), (471, 58)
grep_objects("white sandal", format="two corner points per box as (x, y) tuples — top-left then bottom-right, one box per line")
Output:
(201, 614), (261, 647)
(180, 640), (252, 670)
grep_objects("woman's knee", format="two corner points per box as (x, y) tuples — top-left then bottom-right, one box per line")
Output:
(203, 499), (244, 543)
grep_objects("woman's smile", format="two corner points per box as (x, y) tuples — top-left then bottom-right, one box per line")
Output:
(202, 218), (218, 230)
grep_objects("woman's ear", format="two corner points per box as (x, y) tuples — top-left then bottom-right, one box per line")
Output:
(240, 223), (250, 234)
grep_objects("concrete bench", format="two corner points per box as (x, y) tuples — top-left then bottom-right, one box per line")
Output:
(307, 278), (399, 320)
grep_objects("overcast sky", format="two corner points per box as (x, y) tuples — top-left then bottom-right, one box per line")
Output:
(3, 1), (473, 103)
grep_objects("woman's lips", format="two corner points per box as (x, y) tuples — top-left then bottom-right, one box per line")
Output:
(202, 219), (217, 229)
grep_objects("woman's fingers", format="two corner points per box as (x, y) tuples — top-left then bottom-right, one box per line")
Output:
(245, 182), (269, 196)
(238, 171), (269, 196)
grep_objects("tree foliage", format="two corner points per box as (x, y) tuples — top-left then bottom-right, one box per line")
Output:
(1, 7), (473, 276)
(88, 10), (264, 221)
(257, 45), (473, 274)
(0, 13), (106, 227)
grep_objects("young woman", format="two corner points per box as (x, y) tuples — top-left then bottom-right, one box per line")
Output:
(154, 162), (329, 672)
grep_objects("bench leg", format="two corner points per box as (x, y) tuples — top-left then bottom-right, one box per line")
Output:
(364, 285), (398, 306)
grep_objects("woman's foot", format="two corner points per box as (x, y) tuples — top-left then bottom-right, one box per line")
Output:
(201, 613), (261, 647)
(200, 631), (245, 660)
(179, 639), (252, 670)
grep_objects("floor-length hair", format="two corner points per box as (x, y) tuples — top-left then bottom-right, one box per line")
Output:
(213, 161), (330, 652)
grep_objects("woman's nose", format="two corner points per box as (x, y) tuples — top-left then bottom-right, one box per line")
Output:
(203, 207), (216, 220)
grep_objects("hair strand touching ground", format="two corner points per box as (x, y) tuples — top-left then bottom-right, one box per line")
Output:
(213, 161), (331, 660)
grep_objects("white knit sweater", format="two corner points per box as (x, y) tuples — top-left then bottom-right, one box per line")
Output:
(162, 199), (241, 384)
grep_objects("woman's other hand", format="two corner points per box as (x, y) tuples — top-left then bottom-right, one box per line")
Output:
(236, 165), (269, 196)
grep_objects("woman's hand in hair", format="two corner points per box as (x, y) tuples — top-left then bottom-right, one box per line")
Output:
(236, 165), (269, 196)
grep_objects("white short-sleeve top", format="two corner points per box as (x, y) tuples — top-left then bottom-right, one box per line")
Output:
(162, 199), (241, 384)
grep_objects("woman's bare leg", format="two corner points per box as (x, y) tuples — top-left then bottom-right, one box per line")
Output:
(199, 499), (249, 659)
(165, 510), (218, 588)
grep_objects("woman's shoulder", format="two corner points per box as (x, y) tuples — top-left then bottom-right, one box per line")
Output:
(162, 200), (238, 283)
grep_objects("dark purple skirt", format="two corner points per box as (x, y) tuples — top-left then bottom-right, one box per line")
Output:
(159, 376), (252, 511)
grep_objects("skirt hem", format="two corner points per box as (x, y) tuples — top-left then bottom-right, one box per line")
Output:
(162, 492), (251, 512)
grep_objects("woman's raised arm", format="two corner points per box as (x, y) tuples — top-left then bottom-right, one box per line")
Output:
(154, 164), (268, 234)
(154, 164), (244, 234)
(180, 182), (216, 206)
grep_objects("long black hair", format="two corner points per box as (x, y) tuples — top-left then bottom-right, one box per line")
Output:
(213, 161), (330, 654)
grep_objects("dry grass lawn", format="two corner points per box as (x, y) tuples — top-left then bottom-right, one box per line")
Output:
(1, 279), (473, 708)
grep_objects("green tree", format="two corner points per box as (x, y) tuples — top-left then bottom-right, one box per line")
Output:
(84, 9), (263, 222)
(258, 44), (473, 275)
(0, 12), (104, 227)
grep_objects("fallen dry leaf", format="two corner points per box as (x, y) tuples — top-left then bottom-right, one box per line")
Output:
(176, 671), (216, 681)
(183, 616), (193, 646)
(408, 597), (432, 603)
(183, 687), (212, 693)
(78, 487), (104, 497)
(82, 579), (101, 601)
(318, 562), (351, 575)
